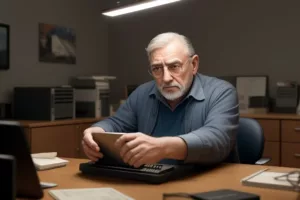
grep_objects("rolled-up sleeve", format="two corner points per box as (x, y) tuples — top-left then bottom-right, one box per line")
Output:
(179, 86), (239, 165)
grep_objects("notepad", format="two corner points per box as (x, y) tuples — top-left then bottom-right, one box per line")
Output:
(32, 152), (57, 159)
(32, 157), (69, 170)
(241, 168), (298, 192)
(49, 188), (134, 200)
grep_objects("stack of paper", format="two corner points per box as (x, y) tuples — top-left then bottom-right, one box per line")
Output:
(241, 168), (298, 191)
(49, 188), (134, 200)
(31, 152), (69, 170)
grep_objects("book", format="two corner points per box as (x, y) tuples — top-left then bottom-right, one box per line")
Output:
(49, 188), (134, 200)
(241, 168), (298, 192)
(31, 153), (69, 170)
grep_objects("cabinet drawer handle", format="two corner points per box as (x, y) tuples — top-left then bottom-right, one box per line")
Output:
(294, 128), (300, 131)
(294, 153), (300, 158)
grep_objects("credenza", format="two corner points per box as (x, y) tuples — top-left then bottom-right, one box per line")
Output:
(16, 113), (300, 168)
(19, 118), (101, 159)
(241, 113), (300, 168)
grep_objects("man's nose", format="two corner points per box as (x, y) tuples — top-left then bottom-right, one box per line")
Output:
(162, 67), (173, 83)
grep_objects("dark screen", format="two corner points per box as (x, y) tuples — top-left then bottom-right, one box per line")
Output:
(0, 121), (43, 199)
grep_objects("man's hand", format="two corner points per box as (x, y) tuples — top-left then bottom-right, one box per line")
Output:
(115, 133), (166, 168)
(82, 127), (105, 161)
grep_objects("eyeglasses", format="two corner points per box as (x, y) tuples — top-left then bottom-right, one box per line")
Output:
(148, 57), (192, 78)
(274, 170), (300, 191)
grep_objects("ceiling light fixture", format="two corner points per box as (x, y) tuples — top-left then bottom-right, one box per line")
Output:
(102, 0), (182, 17)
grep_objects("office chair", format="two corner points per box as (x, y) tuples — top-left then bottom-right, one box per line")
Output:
(236, 117), (270, 165)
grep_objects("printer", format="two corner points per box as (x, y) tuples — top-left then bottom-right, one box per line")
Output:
(13, 86), (75, 121)
(71, 76), (116, 118)
(274, 81), (299, 113)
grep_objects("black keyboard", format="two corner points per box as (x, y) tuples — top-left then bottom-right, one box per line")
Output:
(79, 161), (197, 184)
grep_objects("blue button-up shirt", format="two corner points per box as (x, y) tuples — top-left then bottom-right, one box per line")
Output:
(151, 99), (188, 164)
(93, 73), (239, 165)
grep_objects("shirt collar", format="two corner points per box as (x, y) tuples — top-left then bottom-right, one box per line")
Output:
(149, 73), (205, 101)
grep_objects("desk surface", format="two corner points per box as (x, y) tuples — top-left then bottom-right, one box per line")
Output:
(37, 158), (299, 200)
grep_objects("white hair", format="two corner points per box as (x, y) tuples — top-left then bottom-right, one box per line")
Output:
(145, 32), (195, 59)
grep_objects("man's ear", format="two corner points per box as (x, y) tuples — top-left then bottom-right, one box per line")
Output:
(191, 54), (199, 74)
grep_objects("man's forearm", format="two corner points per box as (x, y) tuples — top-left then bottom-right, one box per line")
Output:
(160, 137), (188, 160)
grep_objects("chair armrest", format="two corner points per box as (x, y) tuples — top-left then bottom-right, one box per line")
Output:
(255, 157), (271, 165)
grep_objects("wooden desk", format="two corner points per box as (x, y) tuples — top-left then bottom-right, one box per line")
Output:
(37, 158), (299, 200)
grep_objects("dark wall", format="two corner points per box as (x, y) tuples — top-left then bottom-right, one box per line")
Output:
(107, 0), (300, 102)
(0, 0), (109, 103)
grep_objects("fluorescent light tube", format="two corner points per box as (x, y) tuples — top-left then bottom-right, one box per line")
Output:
(102, 0), (182, 17)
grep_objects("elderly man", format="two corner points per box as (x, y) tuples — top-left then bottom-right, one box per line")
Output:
(82, 32), (239, 168)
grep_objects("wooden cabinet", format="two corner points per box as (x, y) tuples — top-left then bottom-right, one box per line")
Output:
(256, 119), (280, 141)
(256, 119), (280, 166)
(281, 143), (300, 167)
(31, 125), (78, 157)
(263, 141), (280, 166)
(241, 113), (300, 168)
(281, 120), (300, 142)
(280, 120), (300, 167)
(77, 123), (93, 159)
(18, 113), (300, 168)
(19, 118), (100, 159)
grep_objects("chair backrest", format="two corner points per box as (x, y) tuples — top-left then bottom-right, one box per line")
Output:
(237, 117), (264, 164)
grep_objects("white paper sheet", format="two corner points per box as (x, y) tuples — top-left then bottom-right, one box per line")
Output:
(241, 169), (299, 191)
(49, 188), (135, 200)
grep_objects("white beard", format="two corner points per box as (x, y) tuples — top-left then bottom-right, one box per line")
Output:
(157, 82), (186, 101)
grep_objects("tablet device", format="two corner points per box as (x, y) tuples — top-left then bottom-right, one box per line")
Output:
(92, 132), (125, 165)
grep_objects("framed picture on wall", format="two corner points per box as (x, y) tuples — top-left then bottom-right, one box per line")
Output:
(39, 23), (76, 64)
(236, 75), (268, 113)
(0, 23), (9, 70)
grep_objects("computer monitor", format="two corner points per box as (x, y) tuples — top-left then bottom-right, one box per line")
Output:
(0, 120), (43, 199)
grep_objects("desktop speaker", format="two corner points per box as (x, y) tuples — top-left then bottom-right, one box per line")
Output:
(0, 154), (16, 200)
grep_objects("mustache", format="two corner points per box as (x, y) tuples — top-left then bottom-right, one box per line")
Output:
(161, 83), (182, 89)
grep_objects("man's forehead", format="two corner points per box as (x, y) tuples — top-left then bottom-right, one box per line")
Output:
(150, 50), (185, 64)
(151, 56), (183, 64)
